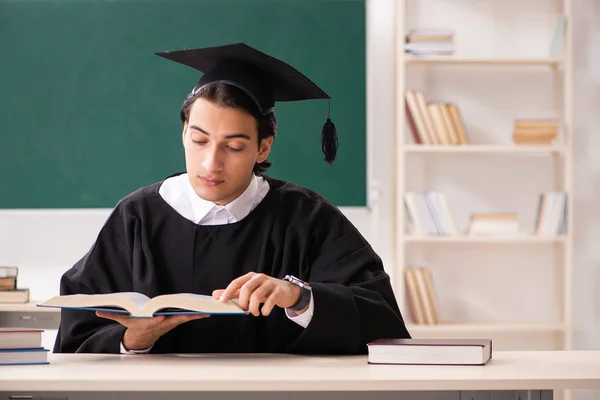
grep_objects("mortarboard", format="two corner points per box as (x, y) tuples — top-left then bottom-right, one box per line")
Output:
(155, 42), (338, 164)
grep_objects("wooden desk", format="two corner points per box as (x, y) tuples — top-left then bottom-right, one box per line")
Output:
(2, 351), (600, 399)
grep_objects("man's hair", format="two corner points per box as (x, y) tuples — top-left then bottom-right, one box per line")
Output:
(179, 83), (277, 175)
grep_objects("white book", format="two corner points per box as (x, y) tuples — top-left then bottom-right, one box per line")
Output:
(367, 338), (492, 366)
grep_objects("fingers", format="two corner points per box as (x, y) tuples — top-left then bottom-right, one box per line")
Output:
(219, 272), (256, 302)
(238, 274), (267, 310)
(214, 288), (241, 301)
(260, 290), (279, 317)
(96, 311), (131, 324)
(212, 289), (225, 300)
(248, 284), (274, 317)
(168, 313), (210, 325)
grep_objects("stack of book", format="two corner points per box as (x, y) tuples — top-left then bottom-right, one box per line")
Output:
(404, 266), (439, 325)
(0, 266), (29, 304)
(405, 91), (469, 146)
(404, 191), (459, 236)
(512, 119), (558, 145)
(405, 29), (454, 55)
(534, 191), (567, 236)
(0, 328), (49, 366)
(466, 212), (521, 237)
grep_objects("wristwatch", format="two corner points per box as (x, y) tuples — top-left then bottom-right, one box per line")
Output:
(283, 275), (312, 312)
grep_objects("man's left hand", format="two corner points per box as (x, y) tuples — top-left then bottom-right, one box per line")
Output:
(213, 272), (302, 317)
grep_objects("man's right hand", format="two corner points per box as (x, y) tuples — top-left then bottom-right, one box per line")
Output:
(96, 311), (210, 351)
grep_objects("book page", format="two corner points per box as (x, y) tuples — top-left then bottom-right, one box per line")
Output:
(144, 293), (245, 317)
(38, 292), (151, 316)
(113, 292), (152, 310)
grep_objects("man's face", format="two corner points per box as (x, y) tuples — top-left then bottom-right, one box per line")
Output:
(182, 98), (272, 205)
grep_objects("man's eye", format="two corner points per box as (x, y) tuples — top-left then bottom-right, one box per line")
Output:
(192, 140), (207, 145)
(227, 146), (243, 152)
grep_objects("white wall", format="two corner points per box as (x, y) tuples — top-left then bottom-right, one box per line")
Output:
(569, 3), (600, 399)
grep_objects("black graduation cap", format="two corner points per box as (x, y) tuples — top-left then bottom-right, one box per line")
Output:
(155, 42), (338, 164)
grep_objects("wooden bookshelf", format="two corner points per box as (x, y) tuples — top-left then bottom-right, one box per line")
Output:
(404, 235), (566, 244)
(404, 145), (565, 154)
(394, 0), (573, 361)
(407, 322), (566, 334)
(404, 55), (563, 66)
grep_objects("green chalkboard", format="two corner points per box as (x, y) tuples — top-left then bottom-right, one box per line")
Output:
(0, 0), (366, 208)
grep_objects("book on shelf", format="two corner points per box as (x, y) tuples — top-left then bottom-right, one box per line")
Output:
(467, 212), (521, 236)
(38, 292), (248, 318)
(405, 90), (469, 146)
(0, 328), (49, 366)
(512, 119), (559, 145)
(404, 191), (458, 236)
(367, 338), (492, 366)
(405, 29), (455, 55)
(535, 191), (567, 236)
(404, 266), (439, 325)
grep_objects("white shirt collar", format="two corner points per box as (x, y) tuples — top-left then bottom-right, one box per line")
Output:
(186, 173), (259, 223)
(159, 173), (269, 225)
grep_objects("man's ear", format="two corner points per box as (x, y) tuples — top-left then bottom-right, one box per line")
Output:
(257, 136), (274, 164)
(182, 121), (188, 145)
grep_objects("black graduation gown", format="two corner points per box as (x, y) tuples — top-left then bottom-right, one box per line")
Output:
(53, 174), (411, 354)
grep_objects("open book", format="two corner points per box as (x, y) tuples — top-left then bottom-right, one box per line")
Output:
(37, 292), (247, 318)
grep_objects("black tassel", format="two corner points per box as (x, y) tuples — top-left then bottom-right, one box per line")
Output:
(321, 100), (338, 164)
(321, 118), (338, 164)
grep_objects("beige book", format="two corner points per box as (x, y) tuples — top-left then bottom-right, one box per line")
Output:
(0, 289), (29, 304)
(405, 91), (432, 144)
(413, 267), (436, 325)
(468, 213), (520, 236)
(38, 292), (246, 317)
(428, 103), (450, 145)
(514, 126), (558, 134)
(408, 35), (454, 42)
(404, 268), (426, 324)
(514, 119), (559, 128)
(513, 130), (557, 139)
(421, 268), (439, 324)
(447, 104), (469, 144)
(414, 91), (439, 144)
(514, 138), (555, 145)
(471, 212), (517, 221)
(440, 104), (460, 145)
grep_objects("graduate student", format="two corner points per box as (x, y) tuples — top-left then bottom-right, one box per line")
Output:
(53, 43), (411, 355)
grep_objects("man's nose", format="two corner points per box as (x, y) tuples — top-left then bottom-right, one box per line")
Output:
(202, 147), (224, 172)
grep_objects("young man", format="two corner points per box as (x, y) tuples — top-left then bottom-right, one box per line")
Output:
(53, 43), (411, 355)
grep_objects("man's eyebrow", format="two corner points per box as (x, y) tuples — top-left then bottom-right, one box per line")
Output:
(189, 125), (251, 140)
